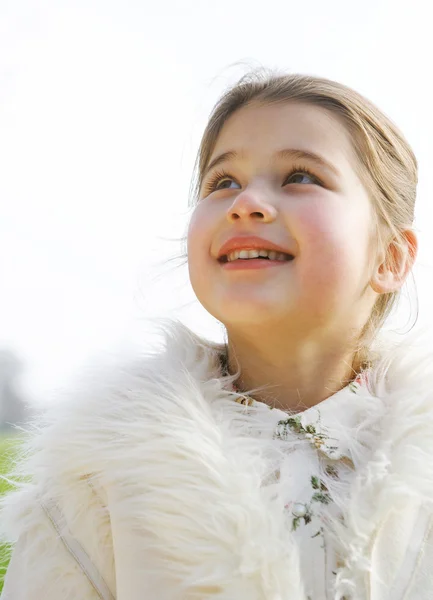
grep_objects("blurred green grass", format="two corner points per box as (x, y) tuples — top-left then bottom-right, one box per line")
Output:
(0, 435), (20, 593)
(0, 436), (16, 492)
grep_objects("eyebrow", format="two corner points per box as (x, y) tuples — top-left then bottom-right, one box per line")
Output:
(276, 148), (340, 177)
(204, 148), (340, 178)
(204, 150), (239, 178)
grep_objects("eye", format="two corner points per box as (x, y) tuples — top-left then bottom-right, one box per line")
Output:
(283, 168), (321, 186)
(215, 177), (240, 191)
(203, 169), (241, 195)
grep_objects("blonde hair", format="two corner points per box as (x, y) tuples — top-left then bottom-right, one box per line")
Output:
(191, 70), (418, 371)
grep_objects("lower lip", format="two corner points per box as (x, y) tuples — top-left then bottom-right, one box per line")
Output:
(220, 258), (294, 270)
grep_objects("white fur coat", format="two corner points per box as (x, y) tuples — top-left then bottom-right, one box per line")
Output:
(1, 321), (433, 600)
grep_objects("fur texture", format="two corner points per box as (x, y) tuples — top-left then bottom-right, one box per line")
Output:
(1, 321), (433, 599)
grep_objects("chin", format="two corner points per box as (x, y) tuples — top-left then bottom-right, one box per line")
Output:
(211, 300), (290, 329)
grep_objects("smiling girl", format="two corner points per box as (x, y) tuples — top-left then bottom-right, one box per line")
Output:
(1, 71), (432, 600)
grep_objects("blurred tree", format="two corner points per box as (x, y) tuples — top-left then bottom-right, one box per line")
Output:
(0, 349), (28, 431)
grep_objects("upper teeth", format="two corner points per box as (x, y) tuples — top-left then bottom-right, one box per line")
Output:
(226, 249), (291, 262)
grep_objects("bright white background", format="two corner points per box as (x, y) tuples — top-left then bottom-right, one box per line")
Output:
(1, 0), (432, 404)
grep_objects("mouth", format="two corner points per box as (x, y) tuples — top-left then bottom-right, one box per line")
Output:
(218, 249), (295, 264)
(218, 249), (295, 271)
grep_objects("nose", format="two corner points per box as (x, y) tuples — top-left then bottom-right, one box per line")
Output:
(226, 189), (277, 223)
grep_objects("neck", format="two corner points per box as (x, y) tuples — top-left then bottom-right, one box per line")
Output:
(225, 323), (359, 412)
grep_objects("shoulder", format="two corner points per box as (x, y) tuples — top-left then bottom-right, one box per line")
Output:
(369, 329), (433, 402)
(1, 320), (226, 546)
(5, 320), (225, 487)
(363, 329), (433, 492)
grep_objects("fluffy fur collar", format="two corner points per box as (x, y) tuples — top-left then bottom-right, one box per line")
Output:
(2, 321), (433, 600)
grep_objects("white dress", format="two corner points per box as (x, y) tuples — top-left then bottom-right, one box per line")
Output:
(233, 376), (376, 600)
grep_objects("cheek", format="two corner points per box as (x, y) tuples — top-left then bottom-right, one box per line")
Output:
(187, 206), (215, 283)
(295, 200), (373, 279)
(187, 205), (208, 250)
(187, 220), (202, 277)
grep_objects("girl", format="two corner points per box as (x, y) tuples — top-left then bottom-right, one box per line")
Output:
(1, 71), (432, 600)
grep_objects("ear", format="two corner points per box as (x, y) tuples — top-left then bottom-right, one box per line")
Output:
(371, 230), (418, 294)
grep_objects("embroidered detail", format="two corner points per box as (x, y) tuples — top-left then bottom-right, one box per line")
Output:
(311, 475), (332, 505)
(290, 503), (313, 531)
(349, 373), (363, 393)
(233, 393), (275, 409)
(234, 395), (256, 407)
(273, 415), (339, 457)
(349, 381), (359, 393)
(325, 464), (339, 479)
(285, 475), (332, 533)
(274, 416), (304, 438)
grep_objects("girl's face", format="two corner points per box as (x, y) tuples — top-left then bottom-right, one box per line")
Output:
(187, 102), (378, 334)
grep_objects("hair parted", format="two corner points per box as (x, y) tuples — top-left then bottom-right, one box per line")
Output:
(191, 69), (418, 371)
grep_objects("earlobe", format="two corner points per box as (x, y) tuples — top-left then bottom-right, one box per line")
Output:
(370, 230), (418, 294)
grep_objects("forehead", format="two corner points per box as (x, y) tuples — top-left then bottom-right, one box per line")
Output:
(210, 101), (359, 172)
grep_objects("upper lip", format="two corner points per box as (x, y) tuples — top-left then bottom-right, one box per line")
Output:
(217, 235), (295, 260)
